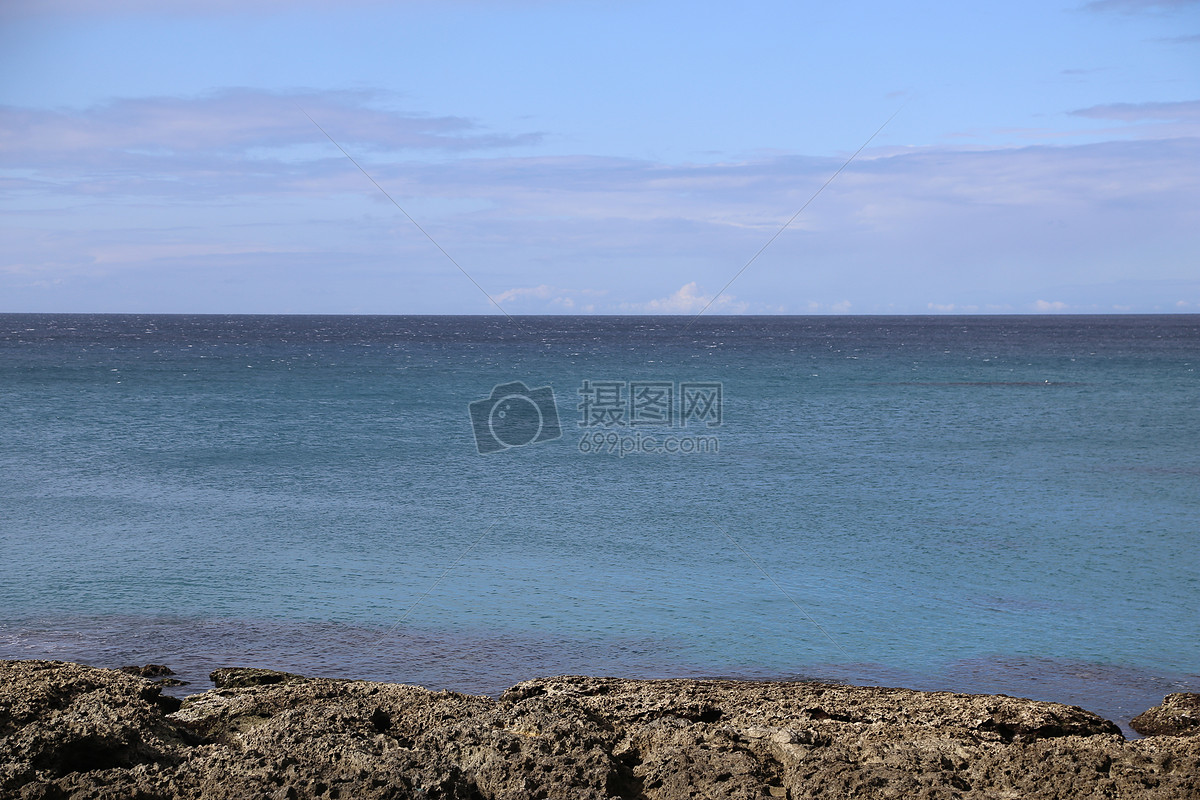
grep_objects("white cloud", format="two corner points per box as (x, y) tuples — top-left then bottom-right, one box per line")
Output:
(646, 282), (710, 313)
(493, 284), (606, 310)
(494, 284), (557, 302)
(624, 282), (746, 314)
(927, 302), (981, 312)
(1034, 300), (1069, 311)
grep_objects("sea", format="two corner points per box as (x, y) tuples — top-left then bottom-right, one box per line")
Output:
(1, 313), (1197, 734)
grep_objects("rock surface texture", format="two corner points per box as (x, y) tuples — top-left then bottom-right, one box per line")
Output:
(1131, 693), (1200, 738)
(2, 660), (1198, 799)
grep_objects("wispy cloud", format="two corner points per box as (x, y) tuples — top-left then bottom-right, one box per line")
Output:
(1072, 100), (1200, 122)
(12, 88), (539, 153)
(3, 89), (1198, 313)
(494, 284), (606, 311)
(0, 89), (541, 200)
(1083, 0), (1200, 12)
(0, 0), (503, 20)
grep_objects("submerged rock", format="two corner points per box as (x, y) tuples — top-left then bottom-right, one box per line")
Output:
(119, 664), (175, 678)
(2, 660), (1198, 799)
(1132, 693), (1200, 738)
(208, 667), (311, 689)
(154, 677), (191, 688)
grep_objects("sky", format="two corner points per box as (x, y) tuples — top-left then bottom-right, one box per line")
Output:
(1, 0), (1197, 315)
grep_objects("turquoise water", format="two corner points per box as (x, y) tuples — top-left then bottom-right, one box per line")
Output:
(1, 314), (1197, 730)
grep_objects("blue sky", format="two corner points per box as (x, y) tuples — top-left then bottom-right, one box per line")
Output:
(1, 0), (1197, 314)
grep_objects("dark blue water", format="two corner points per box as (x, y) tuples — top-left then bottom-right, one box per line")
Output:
(1, 314), (1197, 733)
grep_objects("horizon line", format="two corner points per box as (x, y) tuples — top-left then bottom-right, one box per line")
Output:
(2, 311), (1198, 318)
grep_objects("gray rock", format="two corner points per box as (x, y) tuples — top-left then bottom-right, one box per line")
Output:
(0, 660), (192, 795)
(208, 668), (311, 689)
(2, 660), (1199, 799)
(119, 664), (175, 679)
(1132, 693), (1200, 738)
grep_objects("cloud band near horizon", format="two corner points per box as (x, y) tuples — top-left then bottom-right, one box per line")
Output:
(2, 89), (1198, 314)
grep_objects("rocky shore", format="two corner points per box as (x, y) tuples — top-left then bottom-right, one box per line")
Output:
(1, 660), (1197, 799)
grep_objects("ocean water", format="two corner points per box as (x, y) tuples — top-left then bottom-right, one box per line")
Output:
(1, 314), (1197, 733)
